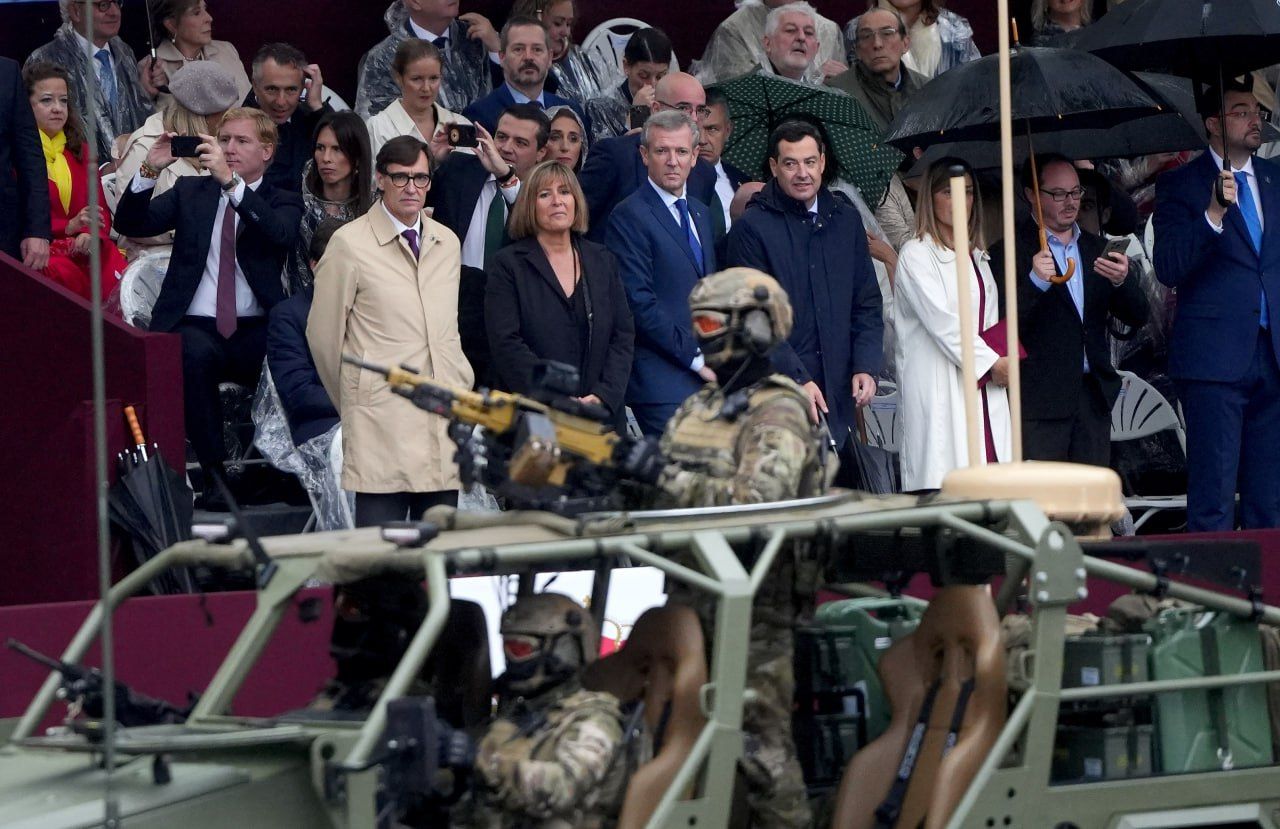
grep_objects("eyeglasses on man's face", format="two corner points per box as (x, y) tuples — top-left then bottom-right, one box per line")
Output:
(855, 26), (901, 44)
(1042, 186), (1085, 203)
(87, 0), (122, 10)
(1222, 108), (1269, 123)
(656, 100), (713, 120)
(384, 172), (432, 189)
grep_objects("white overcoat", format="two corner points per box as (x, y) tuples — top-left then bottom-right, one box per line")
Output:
(893, 234), (1012, 491)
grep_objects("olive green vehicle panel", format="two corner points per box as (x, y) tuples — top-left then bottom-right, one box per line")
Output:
(3, 493), (1280, 828)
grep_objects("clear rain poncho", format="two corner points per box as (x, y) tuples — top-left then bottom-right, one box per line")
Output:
(355, 2), (495, 119)
(25, 24), (154, 161)
(694, 0), (847, 86)
(584, 80), (631, 144)
(549, 43), (621, 110)
(251, 366), (354, 531)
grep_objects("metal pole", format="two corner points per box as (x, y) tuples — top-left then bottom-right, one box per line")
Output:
(80, 2), (118, 825)
(950, 167), (982, 466)
(998, 3), (1022, 461)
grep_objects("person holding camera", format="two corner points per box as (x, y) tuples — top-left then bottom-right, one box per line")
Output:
(485, 160), (634, 430)
(113, 107), (303, 495)
(366, 38), (472, 164)
(428, 103), (550, 270)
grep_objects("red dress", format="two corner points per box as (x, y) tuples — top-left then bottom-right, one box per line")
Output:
(44, 146), (128, 302)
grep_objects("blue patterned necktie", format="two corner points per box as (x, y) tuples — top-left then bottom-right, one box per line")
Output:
(94, 48), (118, 110)
(675, 198), (704, 276)
(1234, 171), (1268, 328)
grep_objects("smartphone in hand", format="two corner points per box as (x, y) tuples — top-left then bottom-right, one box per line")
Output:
(446, 124), (479, 148)
(170, 136), (201, 158)
(1101, 237), (1129, 260)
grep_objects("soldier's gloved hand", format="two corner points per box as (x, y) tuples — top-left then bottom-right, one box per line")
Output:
(438, 722), (476, 769)
(617, 437), (666, 486)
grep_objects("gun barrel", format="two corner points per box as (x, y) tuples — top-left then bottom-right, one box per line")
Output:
(6, 638), (71, 673)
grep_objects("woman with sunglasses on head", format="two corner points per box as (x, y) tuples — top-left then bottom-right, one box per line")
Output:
(485, 160), (634, 430)
(893, 158), (1010, 492)
(24, 62), (128, 303)
(139, 0), (251, 108)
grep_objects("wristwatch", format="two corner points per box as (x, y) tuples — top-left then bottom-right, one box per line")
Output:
(496, 164), (517, 186)
(221, 172), (243, 193)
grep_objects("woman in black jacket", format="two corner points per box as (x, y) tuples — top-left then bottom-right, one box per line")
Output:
(485, 161), (635, 428)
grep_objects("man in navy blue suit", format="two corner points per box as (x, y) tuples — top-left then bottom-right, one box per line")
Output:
(0, 57), (50, 271)
(726, 119), (883, 455)
(606, 110), (717, 436)
(1154, 78), (1280, 530)
(579, 72), (718, 242)
(461, 16), (588, 140)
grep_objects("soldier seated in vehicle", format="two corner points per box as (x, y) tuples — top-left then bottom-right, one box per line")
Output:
(455, 592), (644, 829)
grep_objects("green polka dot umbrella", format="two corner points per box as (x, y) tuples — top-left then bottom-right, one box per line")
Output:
(709, 72), (904, 207)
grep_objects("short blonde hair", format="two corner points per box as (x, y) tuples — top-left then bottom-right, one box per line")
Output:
(508, 161), (589, 239)
(218, 107), (278, 150)
(914, 159), (985, 251)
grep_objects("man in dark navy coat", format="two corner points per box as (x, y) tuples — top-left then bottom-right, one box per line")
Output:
(579, 72), (717, 242)
(114, 108), (303, 483)
(726, 119), (883, 451)
(461, 16), (587, 141)
(0, 57), (51, 270)
(1154, 79), (1280, 530)
(606, 110), (717, 436)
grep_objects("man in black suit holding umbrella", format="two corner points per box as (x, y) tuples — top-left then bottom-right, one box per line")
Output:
(0, 57), (51, 272)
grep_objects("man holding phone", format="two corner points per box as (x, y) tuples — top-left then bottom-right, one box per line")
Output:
(113, 108), (303, 501)
(244, 43), (331, 194)
(990, 153), (1149, 467)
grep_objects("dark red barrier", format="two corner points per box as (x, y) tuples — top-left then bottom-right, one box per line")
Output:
(0, 251), (184, 606)
(0, 587), (334, 728)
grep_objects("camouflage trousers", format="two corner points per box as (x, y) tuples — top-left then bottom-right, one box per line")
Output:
(668, 546), (817, 829)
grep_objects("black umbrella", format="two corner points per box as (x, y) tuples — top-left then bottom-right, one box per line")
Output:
(1075, 0), (1280, 201)
(883, 46), (1173, 153)
(1073, 0), (1280, 81)
(108, 407), (194, 594)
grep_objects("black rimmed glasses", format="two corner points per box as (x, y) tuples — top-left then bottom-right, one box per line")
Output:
(1042, 187), (1085, 203)
(384, 172), (432, 189)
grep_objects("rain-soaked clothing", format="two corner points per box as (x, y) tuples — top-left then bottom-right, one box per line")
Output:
(355, 2), (494, 119)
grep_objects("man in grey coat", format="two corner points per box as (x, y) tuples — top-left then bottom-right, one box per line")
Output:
(25, 0), (153, 161)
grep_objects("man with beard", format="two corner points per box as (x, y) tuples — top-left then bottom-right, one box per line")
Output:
(756, 2), (823, 85)
(618, 267), (828, 829)
(462, 16), (588, 140)
(428, 103), (549, 269)
(990, 153), (1146, 470)
(1154, 78), (1280, 529)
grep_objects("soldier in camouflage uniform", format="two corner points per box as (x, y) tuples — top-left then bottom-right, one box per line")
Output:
(460, 592), (634, 829)
(620, 267), (832, 829)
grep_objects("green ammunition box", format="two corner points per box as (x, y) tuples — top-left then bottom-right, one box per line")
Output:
(1147, 608), (1274, 773)
(1062, 633), (1151, 688)
(1052, 723), (1154, 782)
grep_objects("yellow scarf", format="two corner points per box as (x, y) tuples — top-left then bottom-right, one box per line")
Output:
(40, 130), (72, 215)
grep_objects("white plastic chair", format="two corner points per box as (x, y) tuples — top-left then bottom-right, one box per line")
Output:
(1110, 371), (1187, 530)
(581, 17), (679, 77)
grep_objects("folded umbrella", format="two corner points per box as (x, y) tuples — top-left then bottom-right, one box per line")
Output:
(108, 406), (195, 594)
(710, 71), (904, 207)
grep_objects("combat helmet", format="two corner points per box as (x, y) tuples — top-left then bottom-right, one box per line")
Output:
(688, 267), (793, 367)
(499, 592), (598, 697)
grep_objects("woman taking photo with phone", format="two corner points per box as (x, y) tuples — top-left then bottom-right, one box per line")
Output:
(365, 39), (470, 165)
(485, 161), (634, 429)
(893, 158), (1011, 492)
(25, 62), (127, 302)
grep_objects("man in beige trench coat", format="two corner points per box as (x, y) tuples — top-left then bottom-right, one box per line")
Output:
(307, 135), (474, 708)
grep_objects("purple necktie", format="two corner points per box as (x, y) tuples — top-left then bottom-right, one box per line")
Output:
(402, 228), (420, 259)
(216, 200), (238, 338)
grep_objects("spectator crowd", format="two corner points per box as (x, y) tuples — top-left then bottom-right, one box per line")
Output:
(3, 0), (1278, 537)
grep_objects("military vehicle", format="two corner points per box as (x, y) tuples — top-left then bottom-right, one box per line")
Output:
(3, 465), (1279, 829)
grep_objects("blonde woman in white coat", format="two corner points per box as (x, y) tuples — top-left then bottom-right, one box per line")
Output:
(893, 159), (1011, 491)
(365, 39), (470, 168)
